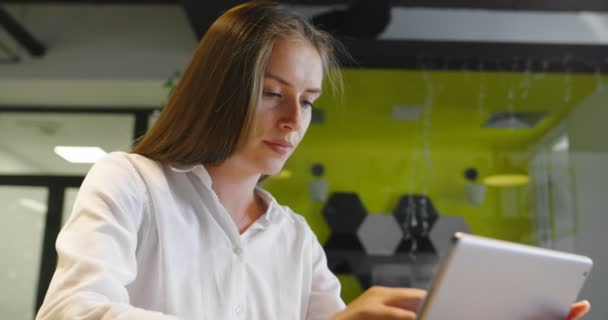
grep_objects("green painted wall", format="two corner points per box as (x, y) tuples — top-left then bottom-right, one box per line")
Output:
(265, 141), (532, 243)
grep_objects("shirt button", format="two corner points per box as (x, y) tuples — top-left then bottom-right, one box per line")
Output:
(233, 246), (243, 255)
(234, 304), (243, 314)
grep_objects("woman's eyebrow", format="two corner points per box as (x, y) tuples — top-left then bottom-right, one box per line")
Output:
(265, 73), (322, 94)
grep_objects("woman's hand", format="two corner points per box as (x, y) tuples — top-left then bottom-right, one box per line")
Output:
(331, 287), (588, 320)
(331, 286), (426, 320)
(567, 300), (590, 320)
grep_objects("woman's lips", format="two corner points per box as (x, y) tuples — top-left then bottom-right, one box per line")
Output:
(263, 141), (293, 155)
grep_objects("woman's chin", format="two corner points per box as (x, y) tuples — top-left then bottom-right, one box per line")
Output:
(259, 162), (286, 176)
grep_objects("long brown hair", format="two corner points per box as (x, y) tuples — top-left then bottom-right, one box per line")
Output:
(132, 1), (343, 166)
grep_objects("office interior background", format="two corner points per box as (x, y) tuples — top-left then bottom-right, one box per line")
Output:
(1, 0), (607, 319)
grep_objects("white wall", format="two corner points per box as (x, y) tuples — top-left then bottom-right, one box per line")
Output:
(0, 186), (48, 320)
(570, 152), (608, 320)
(565, 89), (608, 320)
(0, 4), (196, 106)
(1, 4), (196, 80)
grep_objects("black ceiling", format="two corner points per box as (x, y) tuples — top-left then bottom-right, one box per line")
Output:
(3, 0), (608, 11)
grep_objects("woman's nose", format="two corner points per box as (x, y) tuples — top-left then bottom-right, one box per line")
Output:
(279, 98), (302, 130)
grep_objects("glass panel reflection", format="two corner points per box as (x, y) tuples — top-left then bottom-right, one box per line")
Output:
(0, 186), (48, 320)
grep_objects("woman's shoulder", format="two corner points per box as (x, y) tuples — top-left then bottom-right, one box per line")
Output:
(98, 151), (161, 168)
(268, 198), (316, 237)
(85, 151), (167, 191)
(92, 151), (165, 177)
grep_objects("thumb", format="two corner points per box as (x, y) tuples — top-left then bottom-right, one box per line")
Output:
(567, 300), (590, 320)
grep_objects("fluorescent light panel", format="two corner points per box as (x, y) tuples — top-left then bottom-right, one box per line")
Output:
(18, 198), (47, 213)
(54, 146), (107, 163)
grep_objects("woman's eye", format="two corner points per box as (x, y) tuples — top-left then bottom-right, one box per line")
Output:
(263, 91), (281, 98)
(302, 100), (315, 108)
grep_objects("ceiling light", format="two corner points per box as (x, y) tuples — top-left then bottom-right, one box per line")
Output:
(18, 198), (47, 213)
(483, 174), (530, 187)
(54, 146), (107, 163)
(483, 112), (545, 129)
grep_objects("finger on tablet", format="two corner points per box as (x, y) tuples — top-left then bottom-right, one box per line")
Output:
(377, 287), (427, 311)
(567, 300), (590, 320)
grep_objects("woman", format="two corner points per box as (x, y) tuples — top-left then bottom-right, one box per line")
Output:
(36, 2), (589, 319)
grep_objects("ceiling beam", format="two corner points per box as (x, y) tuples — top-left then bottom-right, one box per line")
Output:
(342, 39), (608, 73)
(0, 7), (46, 57)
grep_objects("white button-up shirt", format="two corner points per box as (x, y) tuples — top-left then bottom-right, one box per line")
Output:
(36, 152), (345, 320)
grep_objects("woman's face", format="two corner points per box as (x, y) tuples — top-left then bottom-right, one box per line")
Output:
(232, 38), (324, 176)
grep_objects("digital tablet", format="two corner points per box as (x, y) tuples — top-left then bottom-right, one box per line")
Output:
(418, 233), (593, 320)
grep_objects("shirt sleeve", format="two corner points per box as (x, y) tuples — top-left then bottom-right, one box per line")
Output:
(306, 233), (346, 320)
(35, 152), (181, 320)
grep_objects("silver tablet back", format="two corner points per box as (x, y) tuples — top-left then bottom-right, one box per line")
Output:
(418, 233), (593, 320)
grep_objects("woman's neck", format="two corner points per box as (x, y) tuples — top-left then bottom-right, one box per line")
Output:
(204, 162), (265, 234)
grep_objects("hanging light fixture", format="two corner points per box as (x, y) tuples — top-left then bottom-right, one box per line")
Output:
(483, 173), (530, 187)
(482, 153), (530, 187)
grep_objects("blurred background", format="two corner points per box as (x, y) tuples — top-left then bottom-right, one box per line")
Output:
(1, 0), (607, 319)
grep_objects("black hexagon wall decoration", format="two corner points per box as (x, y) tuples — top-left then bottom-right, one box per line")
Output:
(393, 194), (439, 240)
(395, 237), (436, 255)
(324, 233), (365, 252)
(322, 192), (368, 235)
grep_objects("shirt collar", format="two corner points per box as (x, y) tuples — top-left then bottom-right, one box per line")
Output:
(169, 163), (213, 189)
(255, 187), (294, 224)
(169, 164), (292, 225)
